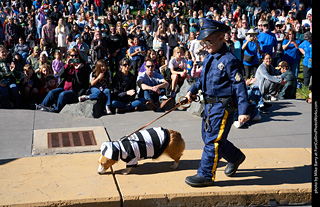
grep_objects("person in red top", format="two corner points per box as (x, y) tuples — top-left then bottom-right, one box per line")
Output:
(38, 48), (90, 112)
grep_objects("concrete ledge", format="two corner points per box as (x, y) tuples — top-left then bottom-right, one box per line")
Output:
(113, 148), (312, 207)
(0, 154), (120, 207)
(0, 148), (311, 207)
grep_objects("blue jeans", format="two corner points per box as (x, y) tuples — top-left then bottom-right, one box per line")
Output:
(111, 97), (145, 110)
(247, 86), (264, 108)
(41, 88), (76, 112)
(139, 89), (166, 103)
(0, 83), (20, 108)
(89, 87), (111, 107)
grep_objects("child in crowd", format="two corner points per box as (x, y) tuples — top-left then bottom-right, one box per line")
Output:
(168, 46), (189, 97)
(38, 63), (53, 87)
(78, 60), (112, 114)
(52, 51), (64, 84)
(185, 50), (193, 78)
(39, 75), (57, 99)
(18, 64), (42, 106)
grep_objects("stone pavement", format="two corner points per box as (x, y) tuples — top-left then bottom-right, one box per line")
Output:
(0, 99), (312, 206)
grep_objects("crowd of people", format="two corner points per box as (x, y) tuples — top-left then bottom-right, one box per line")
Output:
(0, 0), (312, 116)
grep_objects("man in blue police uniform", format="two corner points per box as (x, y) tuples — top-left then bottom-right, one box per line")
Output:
(185, 18), (251, 187)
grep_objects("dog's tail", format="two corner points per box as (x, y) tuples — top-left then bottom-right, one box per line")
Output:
(164, 129), (185, 163)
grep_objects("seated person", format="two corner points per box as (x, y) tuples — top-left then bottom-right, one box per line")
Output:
(168, 46), (189, 98)
(38, 48), (90, 112)
(137, 59), (169, 111)
(78, 60), (112, 114)
(253, 53), (286, 101)
(18, 64), (42, 107)
(276, 61), (297, 99)
(111, 57), (144, 113)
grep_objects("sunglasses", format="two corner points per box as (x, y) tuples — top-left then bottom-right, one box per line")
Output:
(122, 63), (129, 66)
(70, 54), (79, 58)
(145, 65), (155, 68)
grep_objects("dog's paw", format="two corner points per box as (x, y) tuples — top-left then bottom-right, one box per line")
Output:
(170, 162), (179, 170)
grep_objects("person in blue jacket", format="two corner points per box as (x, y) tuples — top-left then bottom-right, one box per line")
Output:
(184, 18), (250, 187)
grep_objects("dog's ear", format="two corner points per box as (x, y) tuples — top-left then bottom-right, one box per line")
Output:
(98, 154), (107, 164)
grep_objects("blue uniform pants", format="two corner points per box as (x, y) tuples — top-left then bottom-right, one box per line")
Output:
(198, 102), (244, 181)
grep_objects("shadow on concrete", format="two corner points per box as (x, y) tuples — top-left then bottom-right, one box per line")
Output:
(216, 165), (311, 186)
(0, 158), (18, 166)
(259, 101), (302, 123)
(113, 159), (228, 175)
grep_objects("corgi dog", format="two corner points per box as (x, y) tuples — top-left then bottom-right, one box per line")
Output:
(97, 127), (185, 175)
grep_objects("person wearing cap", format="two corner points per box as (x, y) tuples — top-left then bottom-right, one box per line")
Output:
(184, 18), (250, 187)
(276, 61), (297, 99)
(242, 28), (261, 79)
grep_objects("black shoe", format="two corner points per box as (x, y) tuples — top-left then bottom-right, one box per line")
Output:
(264, 102), (272, 109)
(35, 104), (56, 113)
(224, 154), (246, 177)
(258, 106), (269, 114)
(185, 174), (214, 187)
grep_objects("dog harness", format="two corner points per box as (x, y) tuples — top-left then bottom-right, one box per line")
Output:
(101, 127), (170, 167)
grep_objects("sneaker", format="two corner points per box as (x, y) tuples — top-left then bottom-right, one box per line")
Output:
(270, 95), (278, 101)
(258, 106), (269, 114)
(78, 95), (89, 102)
(105, 106), (112, 114)
(35, 104), (56, 113)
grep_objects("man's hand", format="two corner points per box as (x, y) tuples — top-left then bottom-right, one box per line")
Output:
(238, 115), (250, 125)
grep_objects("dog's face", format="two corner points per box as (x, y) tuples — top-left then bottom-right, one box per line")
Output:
(97, 154), (116, 174)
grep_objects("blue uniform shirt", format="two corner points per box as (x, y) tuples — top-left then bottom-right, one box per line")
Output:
(282, 39), (301, 63)
(189, 44), (250, 115)
(257, 31), (277, 58)
(299, 40), (312, 67)
(243, 40), (259, 66)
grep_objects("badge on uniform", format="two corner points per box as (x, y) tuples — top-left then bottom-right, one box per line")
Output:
(218, 62), (224, 70)
(235, 72), (243, 82)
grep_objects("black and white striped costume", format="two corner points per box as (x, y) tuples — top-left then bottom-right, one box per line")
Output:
(101, 127), (170, 167)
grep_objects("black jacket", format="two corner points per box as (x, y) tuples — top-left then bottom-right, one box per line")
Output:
(58, 63), (91, 98)
(112, 71), (136, 103)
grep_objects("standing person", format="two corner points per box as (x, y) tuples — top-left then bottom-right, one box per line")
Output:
(257, 20), (277, 61)
(242, 29), (261, 79)
(55, 18), (70, 59)
(282, 29), (301, 78)
(298, 31), (312, 87)
(129, 37), (147, 80)
(184, 19), (250, 187)
(41, 17), (56, 48)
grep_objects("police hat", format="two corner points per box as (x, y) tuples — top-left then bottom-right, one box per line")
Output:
(198, 18), (230, 40)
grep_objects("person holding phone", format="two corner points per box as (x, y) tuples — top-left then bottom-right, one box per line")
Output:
(242, 29), (261, 79)
(38, 48), (90, 112)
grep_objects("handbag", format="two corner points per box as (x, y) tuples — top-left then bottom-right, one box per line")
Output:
(243, 54), (255, 63)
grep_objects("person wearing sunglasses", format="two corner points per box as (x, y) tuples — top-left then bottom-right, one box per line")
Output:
(137, 59), (169, 111)
(111, 58), (144, 113)
(257, 20), (277, 62)
(184, 18), (250, 187)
